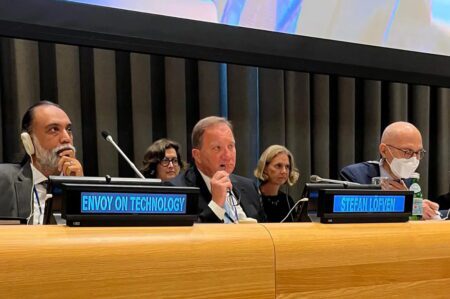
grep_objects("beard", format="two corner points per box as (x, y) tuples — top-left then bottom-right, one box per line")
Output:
(32, 136), (76, 175)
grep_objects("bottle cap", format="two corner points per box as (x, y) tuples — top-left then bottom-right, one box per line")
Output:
(410, 172), (420, 179)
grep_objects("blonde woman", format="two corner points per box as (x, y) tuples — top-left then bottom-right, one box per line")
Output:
(254, 145), (299, 222)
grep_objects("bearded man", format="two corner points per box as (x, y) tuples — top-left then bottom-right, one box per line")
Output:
(0, 101), (83, 224)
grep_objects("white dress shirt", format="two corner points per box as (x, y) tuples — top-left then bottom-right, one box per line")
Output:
(30, 164), (48, 225)
(198, 169), (251, 222)
(379, 159), (393, 179)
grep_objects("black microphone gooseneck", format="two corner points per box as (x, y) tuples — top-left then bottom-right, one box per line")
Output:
(100, 130), (145, 179)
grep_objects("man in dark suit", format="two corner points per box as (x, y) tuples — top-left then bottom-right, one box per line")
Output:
(0, 101), (83, 224)
(340, 160), (381, 185)
(171, 116), (265, 223)
(436, 192), (450, 211)
(340, 121), (439, 219)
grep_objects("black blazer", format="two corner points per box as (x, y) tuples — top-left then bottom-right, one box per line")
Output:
(170, 166), (266, 223)
(436, 192), (450, 210)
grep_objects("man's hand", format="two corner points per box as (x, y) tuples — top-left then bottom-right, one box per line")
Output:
(381, 179), (408, 191)
(210, 170), (232, 208)
(422, 199), (440, 220)
(57, 149), (83, 176)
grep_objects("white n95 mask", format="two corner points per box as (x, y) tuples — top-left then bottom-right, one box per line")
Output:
(388, 157), (420, 179)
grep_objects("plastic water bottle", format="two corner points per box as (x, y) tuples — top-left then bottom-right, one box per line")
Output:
(409, 172), (423, 220)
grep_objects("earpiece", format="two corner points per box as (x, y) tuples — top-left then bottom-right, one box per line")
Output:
(21, 132), (35, 156)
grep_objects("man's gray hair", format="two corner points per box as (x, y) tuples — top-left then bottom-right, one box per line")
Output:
(191, 116), (233, 149)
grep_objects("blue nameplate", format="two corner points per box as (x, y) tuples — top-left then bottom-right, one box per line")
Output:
(333, 195), (405, 213)
(81, 192), (187, 214)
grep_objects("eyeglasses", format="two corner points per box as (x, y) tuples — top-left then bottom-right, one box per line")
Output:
(386, 144), (426, 160)
(160, 157), (179, 167)
(227, 188), (241, 207)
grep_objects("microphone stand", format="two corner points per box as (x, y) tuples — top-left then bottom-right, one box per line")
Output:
(101, 131), (146, 179)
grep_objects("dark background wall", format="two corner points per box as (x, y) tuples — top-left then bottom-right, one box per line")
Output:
(1, 38), (449, 200)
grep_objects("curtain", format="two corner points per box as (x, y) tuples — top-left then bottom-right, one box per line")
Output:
(1, 38), (449, 200)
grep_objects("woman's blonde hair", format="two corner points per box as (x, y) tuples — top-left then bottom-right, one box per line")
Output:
(254, 145), (299, 186)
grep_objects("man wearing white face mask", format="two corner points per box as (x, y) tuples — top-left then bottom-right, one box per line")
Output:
(340, 121), (439, 219)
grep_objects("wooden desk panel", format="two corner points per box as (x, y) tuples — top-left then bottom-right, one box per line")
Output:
(4, 222), (450, 298)
(0, 224), (275, 299)
(264, 222), (450, 298)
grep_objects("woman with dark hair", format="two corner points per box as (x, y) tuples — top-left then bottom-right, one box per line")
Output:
(254, 145), (300, 222)
(141, 139), (185, 181)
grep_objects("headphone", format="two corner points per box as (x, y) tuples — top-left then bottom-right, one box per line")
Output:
(21, 132), (35, 156)
(21, 131), (39, 224)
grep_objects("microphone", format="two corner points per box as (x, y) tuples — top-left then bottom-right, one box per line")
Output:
(101, 130), (145, 179)
(310, 174), (360, 186)
(218, 165), (233, 197)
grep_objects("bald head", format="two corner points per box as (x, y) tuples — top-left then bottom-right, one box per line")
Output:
(381, 121), (422, 146)
(379, 121), (423, 165)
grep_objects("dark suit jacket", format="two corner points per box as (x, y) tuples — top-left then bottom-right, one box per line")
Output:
(436, 192), (450, 210)
(340, 160), (412, 187)
(0, 162), (32, 218)
(170, 166), (266, 223)
(340, 161), (380, 184)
